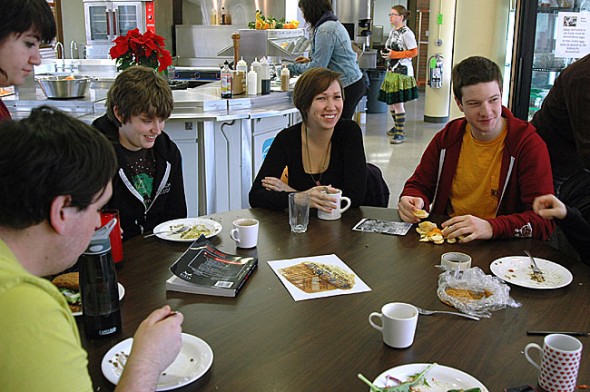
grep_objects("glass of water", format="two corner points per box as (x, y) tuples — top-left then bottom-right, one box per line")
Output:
(289, 192), (310, 233)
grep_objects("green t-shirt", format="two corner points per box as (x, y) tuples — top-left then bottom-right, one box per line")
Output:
(0, 240), (92, 391)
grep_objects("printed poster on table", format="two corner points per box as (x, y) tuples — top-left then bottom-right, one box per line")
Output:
(555, 11), (590, 58)
(268, 254), (371, 301)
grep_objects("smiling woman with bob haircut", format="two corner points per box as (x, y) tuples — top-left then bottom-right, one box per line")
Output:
(0, 0), (56, 120)
(249, 67), (367, 212)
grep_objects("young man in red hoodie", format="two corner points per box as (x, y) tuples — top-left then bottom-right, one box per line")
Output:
(398, 56), (554, 242)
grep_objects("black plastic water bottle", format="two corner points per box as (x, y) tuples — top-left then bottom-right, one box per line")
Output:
(79, 219), (122, 338)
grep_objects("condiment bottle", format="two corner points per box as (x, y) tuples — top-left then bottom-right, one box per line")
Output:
(236, 57), (248, 93)
(221, 60), (232, 99)
(260, 56), (271, 95)
(247, 65), (258, 95)
(280, 65), (290, 92)
(79, 220), (122, 339)
(251, 57), (262, 94)
(220, 7), (227, 25)
(210, 8), (217, 25)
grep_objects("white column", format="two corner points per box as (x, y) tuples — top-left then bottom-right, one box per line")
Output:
(424, 0), (456, 123)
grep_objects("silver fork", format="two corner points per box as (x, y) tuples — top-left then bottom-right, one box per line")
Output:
(524, 250), (543, 276)
(415, 306), (480, 321)
(144, 224), (189, 238)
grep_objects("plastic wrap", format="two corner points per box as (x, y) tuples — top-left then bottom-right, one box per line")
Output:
(436, 266), (521, 318)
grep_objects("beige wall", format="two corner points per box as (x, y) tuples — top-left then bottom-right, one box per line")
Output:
(61, 0), (86, 58)
(448, 0), (511, 119)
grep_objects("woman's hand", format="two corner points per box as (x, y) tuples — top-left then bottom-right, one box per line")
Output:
(295, 56), (311, 64)
(262, 177), (296, 193)
(380, 49), (391, 60)
(533, 194), (567, 220)
(304, 185), (339, 213)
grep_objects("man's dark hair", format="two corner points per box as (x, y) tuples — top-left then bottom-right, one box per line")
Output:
(292, 67), (343, 124)
(0, 0), (56, 44)
(0, 106), (117, 229)
(452, 56), (503, 103)
(298, 0), (333, 28)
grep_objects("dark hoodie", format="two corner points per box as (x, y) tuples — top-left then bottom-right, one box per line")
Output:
(93, 114), (187, 240)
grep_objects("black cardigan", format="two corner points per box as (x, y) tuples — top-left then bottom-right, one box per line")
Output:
(249, 119), (367, 210)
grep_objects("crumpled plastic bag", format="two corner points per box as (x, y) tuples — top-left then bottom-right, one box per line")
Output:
(436, 266), (521, 318)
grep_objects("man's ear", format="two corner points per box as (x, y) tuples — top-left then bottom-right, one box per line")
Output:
(48, 195), (73, 235)
(113, 106), (124, 124)
(454, 96), (464, 113)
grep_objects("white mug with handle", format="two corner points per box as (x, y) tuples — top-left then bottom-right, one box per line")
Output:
(230, 218), (259, 249)
(318, 189), (351, 221)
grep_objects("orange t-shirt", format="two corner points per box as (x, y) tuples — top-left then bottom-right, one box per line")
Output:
(449, 124), (507, 219)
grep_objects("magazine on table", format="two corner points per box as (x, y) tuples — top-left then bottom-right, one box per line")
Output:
(167, 236), (257, 297)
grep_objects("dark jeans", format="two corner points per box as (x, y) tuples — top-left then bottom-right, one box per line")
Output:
(342, 76), (367, 120)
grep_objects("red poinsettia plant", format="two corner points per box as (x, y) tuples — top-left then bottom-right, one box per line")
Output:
(110, 28), (172, 73)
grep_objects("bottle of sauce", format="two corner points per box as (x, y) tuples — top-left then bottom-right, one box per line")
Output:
(210, 8), (217, 25)
(221, 60), (233, 99)
(260, 56), (271, 95)
(251, 57), (262, 94)
(220, 7), (227, 25)
(236, 56), (248, 93)
(247, 65), (258, 96)
(280, 65), (290, 92)
(79, 220), (122, 338)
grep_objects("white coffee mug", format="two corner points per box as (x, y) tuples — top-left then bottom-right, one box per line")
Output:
(318, 189), (351, 221)
(524, 334), (583, 392)
(369, 302), (419, 349)
(441, 252), (472, 271)
(230, 218), (259, 249)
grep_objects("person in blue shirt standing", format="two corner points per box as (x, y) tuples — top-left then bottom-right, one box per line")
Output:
(288, 0), (366, 120)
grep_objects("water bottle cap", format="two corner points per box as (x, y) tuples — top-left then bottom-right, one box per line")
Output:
(82, 219), (115, 254)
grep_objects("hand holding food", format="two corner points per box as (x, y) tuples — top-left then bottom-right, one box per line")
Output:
(398, 196), (425, 223)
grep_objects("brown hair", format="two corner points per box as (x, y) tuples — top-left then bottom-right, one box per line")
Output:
(392, 5), (411, 21)
(106, 66), (173, 127)
(298, 0), (333, 28)
(292, 67), (343, 124)
(452, 56), (503, 103)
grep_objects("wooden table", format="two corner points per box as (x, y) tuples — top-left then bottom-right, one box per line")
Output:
(81, 207), (590, 391)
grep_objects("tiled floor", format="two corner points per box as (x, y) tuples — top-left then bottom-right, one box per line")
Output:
(361, 91), (443, 207)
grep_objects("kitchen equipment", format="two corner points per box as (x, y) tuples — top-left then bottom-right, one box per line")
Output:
(37, 75), (91, 99)
(83, 0), (172, 59)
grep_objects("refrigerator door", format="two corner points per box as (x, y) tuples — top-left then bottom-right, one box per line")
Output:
(509, 0), (576, 120)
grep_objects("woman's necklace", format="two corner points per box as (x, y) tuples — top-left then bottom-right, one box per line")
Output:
(304, 123), (331, 186)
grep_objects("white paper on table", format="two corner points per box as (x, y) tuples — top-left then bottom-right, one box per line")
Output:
(268, 254), (372, 301)
(352, 218), (413, 236)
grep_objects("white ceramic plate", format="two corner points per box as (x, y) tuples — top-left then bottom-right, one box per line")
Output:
(490, 256), (573, 289)
(72, 282), (125, 317)
(372, 363), (488, 392)
(152, 218), (222, 242)
(101, 333), (214, 391)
